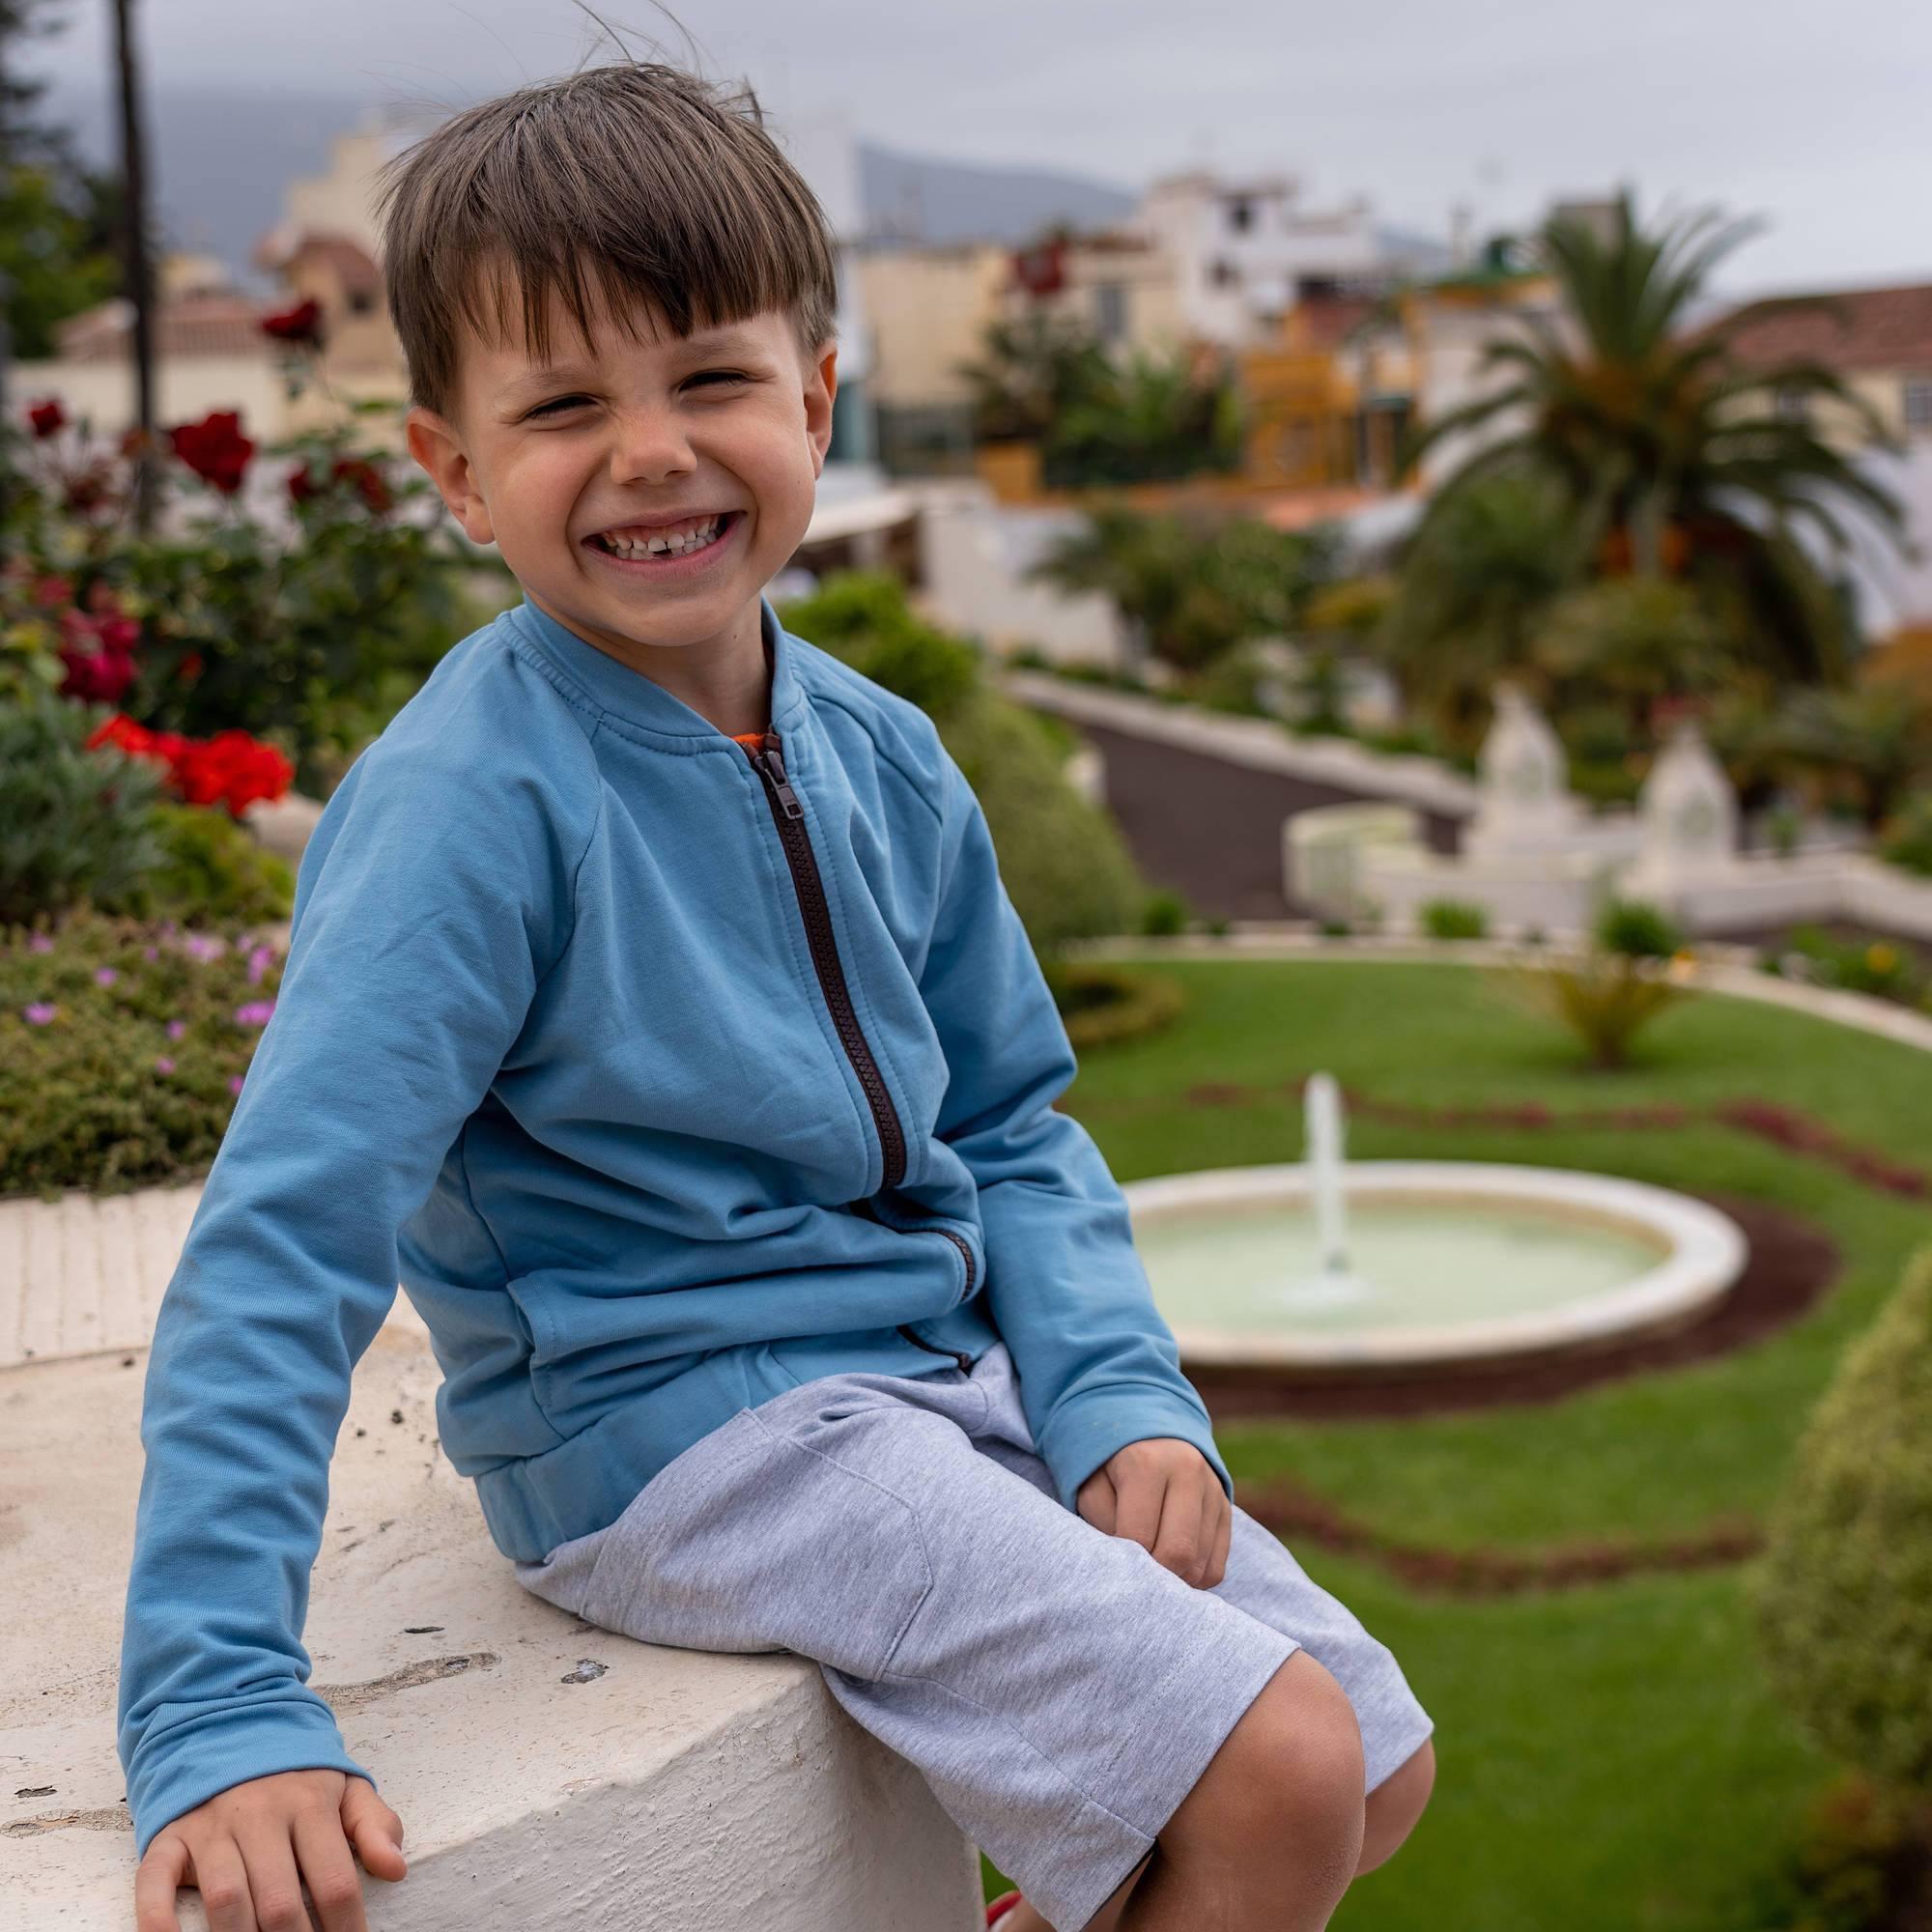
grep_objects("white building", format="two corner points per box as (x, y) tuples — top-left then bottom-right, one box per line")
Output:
(1129, 171), (1396, 350)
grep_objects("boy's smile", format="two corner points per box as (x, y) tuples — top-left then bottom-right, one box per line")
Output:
(406, 270), (838, 734)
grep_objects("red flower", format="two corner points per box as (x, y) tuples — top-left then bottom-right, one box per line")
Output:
(28, 574), (73, 610)
(331, 455), (392, 516)
(64, 462), (115, 514)
(288, 461), (318, 506)
(168, 411), (255, 495)
(178, 650), (205, 685)
(27, 397), (66, 439)
(82, 716), (291, 817)
(173, 730), (294, 816)
(260, 298), (326, 349)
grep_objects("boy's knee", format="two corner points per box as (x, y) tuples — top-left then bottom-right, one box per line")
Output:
(1166, 1649), (1366, 1885)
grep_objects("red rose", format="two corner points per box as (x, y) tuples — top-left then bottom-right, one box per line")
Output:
(97, 614), (141, 653)
(60, 644), (138, 705)
(27, 397), (66, 439)
(331, 455), (393, 516)
(168, 411), (255, 495)
(260, 298), (326, 349)
(287, 462), (318, 506)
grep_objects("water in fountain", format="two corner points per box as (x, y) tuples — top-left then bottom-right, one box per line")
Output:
(1279, 1072), (1375, 1310)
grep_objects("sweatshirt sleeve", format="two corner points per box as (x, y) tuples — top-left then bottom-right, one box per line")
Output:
(916, 742), (1231, 1516)
(116, 735), (596, 1862)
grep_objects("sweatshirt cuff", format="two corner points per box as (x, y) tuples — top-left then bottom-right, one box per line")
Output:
(124, 1695), (378, 1862)
(1035, 1380), (1235, 1516)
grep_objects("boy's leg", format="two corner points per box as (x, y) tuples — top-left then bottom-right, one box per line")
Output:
(1005, 1649), (1366, 1932)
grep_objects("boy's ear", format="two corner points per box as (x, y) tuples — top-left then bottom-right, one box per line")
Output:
(807, 341), (838, 480)
(405, 404), (497, 548)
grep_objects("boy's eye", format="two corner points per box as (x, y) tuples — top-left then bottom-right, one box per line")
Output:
(525, 373), (749, 419)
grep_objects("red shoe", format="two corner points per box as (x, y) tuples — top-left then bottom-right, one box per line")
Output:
(986, 1889), (1025, 1925)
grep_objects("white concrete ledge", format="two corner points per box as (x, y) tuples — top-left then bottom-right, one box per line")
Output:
(0, 1202), (982, 1928)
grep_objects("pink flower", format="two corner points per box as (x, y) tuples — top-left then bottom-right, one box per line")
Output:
(246, 944), (273, 985)
(155, 1055), (175, 1074)
(233, 999), (275, 1027)
(27, 933), (53, 953)
(143, 945), (159, 961)
(183, 933), (226, 963)
(23, 1003), (57, 1025)
(166, 1018), (186, 1040)
(227, 1074), (244, 1095)
(94, 965), (119, 986)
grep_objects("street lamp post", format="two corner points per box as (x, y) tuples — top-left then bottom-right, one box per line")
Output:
(113, 0), (158, 535)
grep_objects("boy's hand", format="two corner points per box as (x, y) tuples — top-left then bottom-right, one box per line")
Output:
(1077, 1436), (1231, 1590)
(133, 1768), (405, 1932)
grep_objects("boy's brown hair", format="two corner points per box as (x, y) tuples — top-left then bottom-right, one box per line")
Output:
(371, 60), (839, 426)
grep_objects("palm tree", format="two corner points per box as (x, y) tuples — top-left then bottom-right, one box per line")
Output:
(953, 309), (1114, 444)
(1401, 192), (1906, 689)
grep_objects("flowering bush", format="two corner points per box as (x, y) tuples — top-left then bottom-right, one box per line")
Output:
(94, 802), (294, 929)
(0, 909), (282, 1198)
(2, 319), (487, 792)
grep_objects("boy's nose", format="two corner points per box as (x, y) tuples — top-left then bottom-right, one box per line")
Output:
(608, 411), (697, 485)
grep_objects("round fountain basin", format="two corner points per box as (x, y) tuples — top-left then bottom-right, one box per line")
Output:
(1123, 1162), (1748, 1372)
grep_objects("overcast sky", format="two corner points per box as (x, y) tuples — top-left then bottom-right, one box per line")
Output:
(21, 0), (1932, 297)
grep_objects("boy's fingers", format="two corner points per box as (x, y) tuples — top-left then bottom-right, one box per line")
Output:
(1076, 1466), (1117, 1536)
(1109, 1461), (1164, 1557)
(1202, 1493), (1233, 1589)
(183, 1834), (255, 1932)
(132, 1830), (189, 1932)
(292, 1803), (373, 1932)
(1149, 1473), (1204, 1581)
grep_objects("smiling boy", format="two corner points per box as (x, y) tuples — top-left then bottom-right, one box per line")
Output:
(118, 60), (1435, 1932)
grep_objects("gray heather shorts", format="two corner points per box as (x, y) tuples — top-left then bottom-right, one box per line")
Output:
(512, 1340), (1434, 1932)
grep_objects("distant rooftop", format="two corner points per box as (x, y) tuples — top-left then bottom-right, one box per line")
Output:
(1714, 282), (1932, 372)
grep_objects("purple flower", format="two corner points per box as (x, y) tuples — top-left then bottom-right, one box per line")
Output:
(233, 999), (275, 1027)
(166, 1018), (187, 1040)
(94, 965), (119, 987)
(143, 945), (159, 962)
(227, 1073), (244, 1095)
(155, 1055), (175, 1075)
(246, 944), (273, 985)
(184, 934), (226, 964)
(27, 933), (53, 953)
(23, 1002), (57, 1025)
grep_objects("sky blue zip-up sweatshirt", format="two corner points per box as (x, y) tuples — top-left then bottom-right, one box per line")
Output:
(116, 591), (1233, 1860)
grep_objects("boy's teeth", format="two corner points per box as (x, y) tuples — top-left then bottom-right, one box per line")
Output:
(598, 515), (724, 557)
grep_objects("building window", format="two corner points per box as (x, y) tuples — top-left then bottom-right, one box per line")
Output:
(1094, 280), (1127, 346)
(1905, 379), (1932, 434)
(1227, 197), (1254, 233)
(1774, 384), (1809, 423)
(1209, 258), (1240, 290)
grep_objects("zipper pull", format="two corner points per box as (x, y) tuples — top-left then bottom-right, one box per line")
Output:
(753, 742), (805, 821)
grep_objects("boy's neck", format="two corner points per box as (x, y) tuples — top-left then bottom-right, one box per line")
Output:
(528, 590), (772, 738)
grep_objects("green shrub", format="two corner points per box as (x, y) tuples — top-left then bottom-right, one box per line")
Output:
(1752, 1245), (1932, 1795)
(940, 689), (1145, 951)
(1140, 889), (1190, 936)
(1736, 1771), (1932, 1932)
(1879, 793), (1932, 878)
(1777, 924), (1925, 1006)
(775, 571), (981, 721)
(1042, 960), (1186, 1049)
(1594, 896), (1685, 960)
(0, 685), (168, 927)
(96, 802), (295, 926)
(1501, 949), (1690, 1069)
(0, 909), (281, 1198)
(1421, 898), (1490, 940)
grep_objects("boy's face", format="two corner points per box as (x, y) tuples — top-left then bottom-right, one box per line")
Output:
(406, 272), (837, 676)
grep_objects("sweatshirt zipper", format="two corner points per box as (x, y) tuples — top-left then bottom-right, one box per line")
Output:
(746, 732), (976, 1375)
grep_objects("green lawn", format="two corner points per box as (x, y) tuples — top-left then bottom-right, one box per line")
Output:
(979, 956), (1929, 1928)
